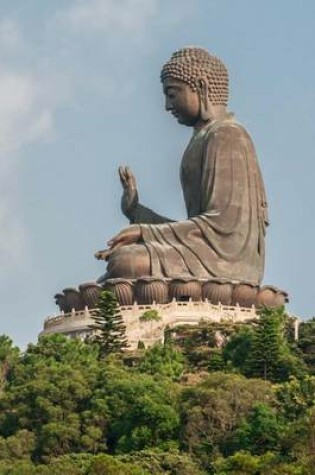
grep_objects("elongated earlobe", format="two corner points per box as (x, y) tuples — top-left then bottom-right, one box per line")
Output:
(200, 97), (213, 121)
(198, 77), (213, 121)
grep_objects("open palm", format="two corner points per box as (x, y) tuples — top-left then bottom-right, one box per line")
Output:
(119, 166), (139, 219)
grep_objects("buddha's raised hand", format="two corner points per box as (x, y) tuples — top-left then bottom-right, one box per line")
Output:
(119, 166), (139, 220)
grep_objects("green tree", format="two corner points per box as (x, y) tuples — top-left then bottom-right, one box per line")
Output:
(0, 453), (91, 474)
(0, 429), (35, 461)
(245, 307), (304, 382)
(213, 451), (305, 475)
(139, 310), (161, 323)
(0, 335), (19, 391)
(1, 317), (314, 474)
(208, 348), (225, 372)
(276, 404), (315, 470)
(0, 335), (106, 461)
(96, 364), (180, 453)
(139, 310), (162, 339)
(86, 454), (149, 474)
(275, 375), (315, 421)
(180, 372), (274, 469)
(120, 449), (207, 474)
(90, 291), (128, 358)
(296, 318), (315, 374)
(230, 403), (285, 455)
(213, 451), (273, 475)
(138, 343), (185, 380)
(223, 327), (254, 373)
(81, 426), (104, 454)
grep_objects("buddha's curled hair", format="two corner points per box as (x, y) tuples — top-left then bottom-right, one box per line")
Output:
(161, 47), (229, 106)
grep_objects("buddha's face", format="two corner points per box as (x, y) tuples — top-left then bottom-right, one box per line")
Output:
(163, 77), (201, 127)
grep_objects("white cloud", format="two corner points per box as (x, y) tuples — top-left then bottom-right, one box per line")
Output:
(0, 72), (53, 154)
(61, 0), (157, 35)
(0, 70), (55, 276)
(0, 14), (75, 278)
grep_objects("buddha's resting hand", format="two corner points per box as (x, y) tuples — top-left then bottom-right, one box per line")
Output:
(94, 224), (141, 261)
(119, 166), (139, 219)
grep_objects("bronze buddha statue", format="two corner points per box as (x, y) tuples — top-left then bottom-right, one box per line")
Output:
(95, 47), (269, 287)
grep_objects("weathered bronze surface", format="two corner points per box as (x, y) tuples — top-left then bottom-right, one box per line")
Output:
(96, 47), (268, 287)
(54, 280), (288, 310)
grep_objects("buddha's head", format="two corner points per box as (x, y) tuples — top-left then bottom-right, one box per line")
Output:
(161, 47), (229, 127)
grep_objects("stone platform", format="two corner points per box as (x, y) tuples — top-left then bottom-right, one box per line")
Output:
(41, 299), (260, 349)
(49, 277), (291, 349)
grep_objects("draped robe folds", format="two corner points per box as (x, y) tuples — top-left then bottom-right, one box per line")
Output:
(109, 114), (268, 285)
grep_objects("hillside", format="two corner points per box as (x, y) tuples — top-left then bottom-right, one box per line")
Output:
(0, 306), (314, 474)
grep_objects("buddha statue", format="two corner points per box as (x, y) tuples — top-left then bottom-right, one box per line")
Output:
(95, 47), (269, 287)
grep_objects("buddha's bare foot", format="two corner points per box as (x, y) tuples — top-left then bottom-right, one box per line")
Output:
(94, 249), (112, 261)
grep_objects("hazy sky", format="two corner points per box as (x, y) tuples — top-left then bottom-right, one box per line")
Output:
(1, 0), (315, 348)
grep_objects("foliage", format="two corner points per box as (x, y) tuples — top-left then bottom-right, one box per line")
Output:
(296, 318), (315, 374)
(222, 307), (305, 382)
(0, 334), (105, 460)
(208, 348), (226, 372)
(90, 291), (128, 358)
(213, 451), (306, 475)
(98, 364), (180, 453)
(223, 327), (255, 373)
(138, 343), (185, 380)
(0, 335), (20, 391)
(139, 310), (162, 339)
(0, 429), (35, 461)
(0, 307), (313, 473)
(0, 453), (149, 474)
(230, 403), (285, 455)
(168, 322), (244, 353)
(85, 454), (149, 474)
(275, 375), (315, 420)
(120, 449), (207, 474)
(244, 306), (286, 380)
(137, 340), (146, 350)
(179, 372), (275, 468)
(139, 310), (161, 323)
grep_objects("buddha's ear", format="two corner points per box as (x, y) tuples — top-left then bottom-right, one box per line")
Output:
(196, 77), (213, 121)
(197, 76), (208, 97)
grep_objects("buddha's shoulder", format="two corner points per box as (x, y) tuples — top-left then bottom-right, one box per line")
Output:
(208, 116), (253, 143)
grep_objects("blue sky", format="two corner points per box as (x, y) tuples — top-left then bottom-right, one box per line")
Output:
(1, 0), (315, 347)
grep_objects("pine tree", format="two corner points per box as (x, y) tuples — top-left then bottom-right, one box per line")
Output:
(90, 291), (128, 358)
(245, 306), (285, 380)
(245, 306), (304, 382)
(297, 318), (315, 374)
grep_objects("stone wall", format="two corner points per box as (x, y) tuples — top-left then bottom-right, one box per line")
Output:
(40, 300), (260, 349)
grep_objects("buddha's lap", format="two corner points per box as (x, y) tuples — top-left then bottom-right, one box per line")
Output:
(107, 244), (151, 278)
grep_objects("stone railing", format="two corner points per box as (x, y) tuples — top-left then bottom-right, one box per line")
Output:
(41, 300), (260, 348)
(44, 307), (97, 329)
(44, 300), (257, 326)
(41, 299), (301, 348)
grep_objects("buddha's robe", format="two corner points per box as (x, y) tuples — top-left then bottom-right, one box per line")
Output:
(108, 114), (268, 285)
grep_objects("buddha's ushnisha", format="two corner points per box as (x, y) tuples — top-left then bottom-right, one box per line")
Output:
(95, 47), (268, 285)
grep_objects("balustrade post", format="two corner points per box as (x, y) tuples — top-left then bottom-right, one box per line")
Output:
(294, 319), (300, 341)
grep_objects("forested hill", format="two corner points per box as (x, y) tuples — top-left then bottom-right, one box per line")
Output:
(0, 304), (314, 474)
